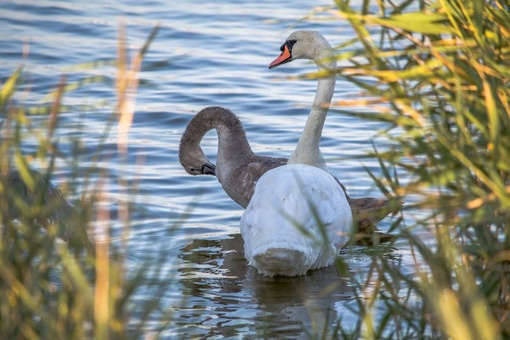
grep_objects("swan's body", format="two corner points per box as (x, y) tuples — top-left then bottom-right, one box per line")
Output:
(240, 164), (352, 276)
(239, 31), (357, 276)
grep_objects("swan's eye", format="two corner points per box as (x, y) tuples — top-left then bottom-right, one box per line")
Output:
(286, 39), (297, 49)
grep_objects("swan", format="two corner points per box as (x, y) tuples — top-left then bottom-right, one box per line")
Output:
(238, 30), (357, 276)
(4, 169), (92, 249)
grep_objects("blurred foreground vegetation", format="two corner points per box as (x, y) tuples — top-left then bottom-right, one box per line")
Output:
(324, 0), (510, 338)
(0, 27), (170, 339)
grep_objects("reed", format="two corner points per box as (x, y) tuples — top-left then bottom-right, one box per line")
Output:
(0, 25), (173, 338)
(311, 0), (510, 337)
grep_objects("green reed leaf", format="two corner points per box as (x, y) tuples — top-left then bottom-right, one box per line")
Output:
(0, 68), (22, 111)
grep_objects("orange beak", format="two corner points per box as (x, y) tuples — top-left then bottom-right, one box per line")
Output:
(269, 44), (292, 69)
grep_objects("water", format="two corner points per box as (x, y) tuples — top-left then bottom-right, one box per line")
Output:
(1, 0), (413, 337)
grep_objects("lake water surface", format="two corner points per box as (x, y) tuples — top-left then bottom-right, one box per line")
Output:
(1, 0), (415, 337)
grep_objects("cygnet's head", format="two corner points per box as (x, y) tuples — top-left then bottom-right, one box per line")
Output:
(179, 137), (216, 176)
(179, 148), (216, 176)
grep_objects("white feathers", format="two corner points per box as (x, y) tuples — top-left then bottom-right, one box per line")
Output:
(240, 165), (353, 277)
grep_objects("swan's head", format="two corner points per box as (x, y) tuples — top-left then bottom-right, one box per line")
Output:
(269, 30), (333, 69)
(179, 145), (216, 176)
(180, 154), (216, 176)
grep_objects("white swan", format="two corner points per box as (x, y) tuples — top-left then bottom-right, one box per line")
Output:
(240, 30), (354, 277)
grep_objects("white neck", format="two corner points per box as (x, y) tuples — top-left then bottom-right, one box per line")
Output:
(288, 53), (336, 171)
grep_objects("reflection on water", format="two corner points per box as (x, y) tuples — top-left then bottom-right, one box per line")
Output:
(175, 234), (358, 338)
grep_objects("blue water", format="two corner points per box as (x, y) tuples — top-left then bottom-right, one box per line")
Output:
(1, 0), (413, 337)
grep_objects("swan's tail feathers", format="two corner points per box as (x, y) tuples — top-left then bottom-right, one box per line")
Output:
(250, 243), (315, 277)
(348, 197), (403, 245)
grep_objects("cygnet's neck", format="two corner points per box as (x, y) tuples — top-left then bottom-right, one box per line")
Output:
(182, 107), (254, 175)
(215, 120), (254, 169)
(288, 51), (336, 171)
(199, 109), (255, 181)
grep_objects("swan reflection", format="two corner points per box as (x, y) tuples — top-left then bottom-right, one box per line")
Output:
(177, 233), (355, 338)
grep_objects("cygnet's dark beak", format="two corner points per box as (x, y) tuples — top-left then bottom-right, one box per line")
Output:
(202, 163), (216, 176)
